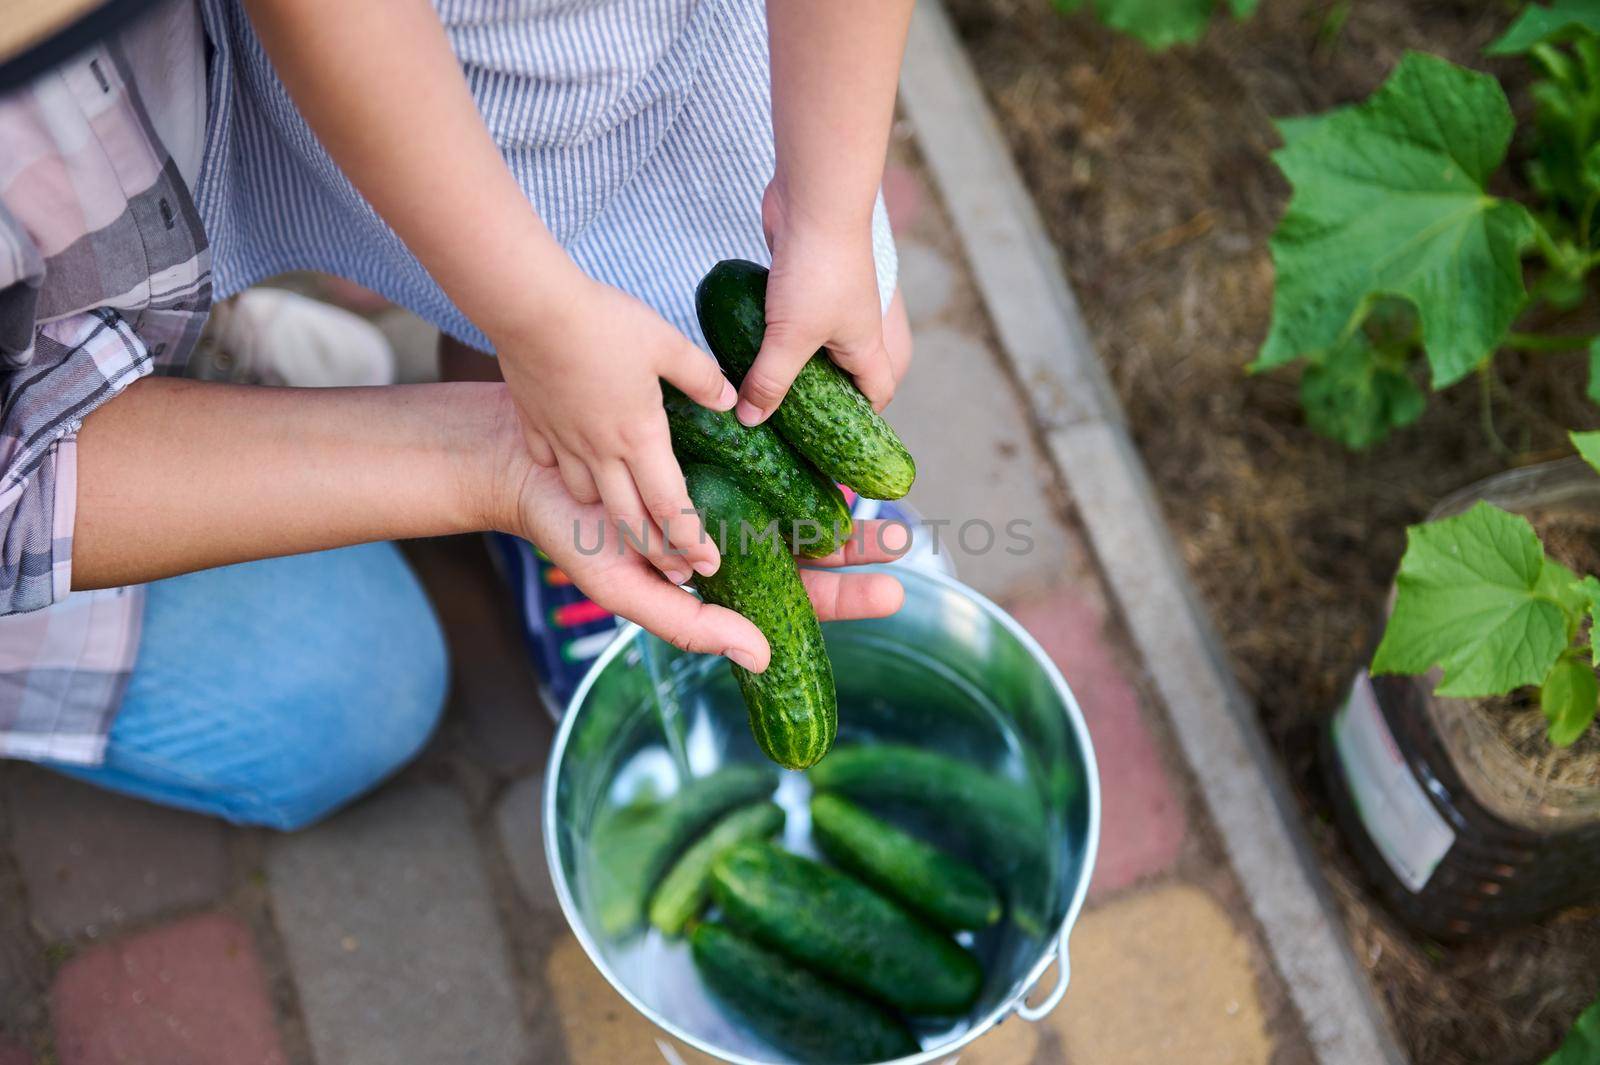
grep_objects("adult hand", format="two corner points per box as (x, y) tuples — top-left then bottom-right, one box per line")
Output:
(502, 453), (907, 671)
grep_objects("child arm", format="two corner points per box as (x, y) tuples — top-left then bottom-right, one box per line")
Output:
(243, 0), (730, 580)
(736, 0), (916, 427)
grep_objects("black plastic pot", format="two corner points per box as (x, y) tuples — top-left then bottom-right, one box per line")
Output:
(1321, 459), (1600, 941)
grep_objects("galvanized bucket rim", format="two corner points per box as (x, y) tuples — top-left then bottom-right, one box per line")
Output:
(542, 564), (1103, 1065)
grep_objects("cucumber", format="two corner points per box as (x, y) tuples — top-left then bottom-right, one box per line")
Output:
(589, 765), (778, 936)
(648, 801), (784, 936)
(685, 464), (836, 769)
(808, 745), (1053, 935)
(663, 385), (851, 559)
(710, 841), (982, 1014)
(696, 259), (916, 500)
(810, 793), (1002, 933)
(690, 923), (920, 1064)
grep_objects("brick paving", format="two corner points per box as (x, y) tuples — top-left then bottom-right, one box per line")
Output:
(541, 934), (667, 1065)
(1006, 588), (1187, 899)
(0, 148), (1313, 1065)
(6, 767), (227, 940)
(1052, 884), (1273, 1065)
(495, 772), (561, 915)
(50, 913), (285, 1065)
(265, 785), (527, 1065)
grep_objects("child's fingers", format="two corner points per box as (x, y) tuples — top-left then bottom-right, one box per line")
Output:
(553, 445), (600, 505)
(604, 569), (770, 672)
(737, 323), (816, 426)
(828, 331), (896, 412)
(660, 340), (737, 411)
(626, 443), (718, 576)
(522, 426), (557, 468)
(594, 463), (690, 583)
(799, 569), (905, 623)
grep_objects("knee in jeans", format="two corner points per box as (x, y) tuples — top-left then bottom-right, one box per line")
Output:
(245, 618), (449, 832)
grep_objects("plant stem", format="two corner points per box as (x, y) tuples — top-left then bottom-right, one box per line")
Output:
(1506, 331), (1600, 352)
(1531, 217), (1568, 272)
(1478, 367), (1514, 459)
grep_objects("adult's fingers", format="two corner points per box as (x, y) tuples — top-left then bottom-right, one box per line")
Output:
(799, 569), (905, 623)
(553, 445), (600, 505)
(594, 463), (689, 583)
(626, 438), (718, 576)
(806, 519), (913, 567)
(659, 340), (737, 411)
(736, 322), (817, 426)
(606, 569), (770, 671)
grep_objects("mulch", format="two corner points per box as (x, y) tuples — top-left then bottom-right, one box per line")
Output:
(942, 0), (1600, 1061)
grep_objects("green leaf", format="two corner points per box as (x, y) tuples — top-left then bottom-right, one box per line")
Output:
(1255, 53), (1537, 388)
(1300, 332), (1425, 448)
(1372, 501), (1573, 696)
(1489, 1), (1600, 57)
(1091, 0), (1214, 49)
(1542, 653), (1599, 745)
(1053, 0), (1252, 49)
(1580, 575), (1600, 666)
(1274, 112), (1337, 148)
(1522, 37), (1600, 224)
(1538, 555), (1589, 628)
(1544, 993), (1600, 1065)
(1572, 429), (1600, 473)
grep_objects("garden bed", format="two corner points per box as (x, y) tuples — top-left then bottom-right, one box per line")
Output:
(941, 0), (1600, 1062)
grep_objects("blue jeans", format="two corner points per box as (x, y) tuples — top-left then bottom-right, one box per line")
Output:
(45, 543), (448, 830)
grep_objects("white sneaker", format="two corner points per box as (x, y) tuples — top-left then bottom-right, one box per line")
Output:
(189, 288), (397, 387)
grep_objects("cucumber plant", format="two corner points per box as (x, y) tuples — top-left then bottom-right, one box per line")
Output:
(1050, 0), (1258, 51)
(1253, 3), (1600, 450)
(1542, 988), (1600, 1064)
(1371, 431), (1600, 747)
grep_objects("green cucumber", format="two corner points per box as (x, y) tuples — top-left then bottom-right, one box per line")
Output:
(810, 793), (1002, 932)
(663, 385), (851, 558)
(710, 841), (982, 1014)
(808, 745), (1053, 935)
(589, 765), (778, 936)
(690, 923), (920, 1064)
(696, 259), (916, 500)
(685, 464), (836, 769)
(648, 801), (784, 936)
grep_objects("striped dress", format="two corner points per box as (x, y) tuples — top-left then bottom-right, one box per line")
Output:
(194, 0), (899, 351)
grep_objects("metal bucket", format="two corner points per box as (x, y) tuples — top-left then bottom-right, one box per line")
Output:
(544, 566), (1100, 1064)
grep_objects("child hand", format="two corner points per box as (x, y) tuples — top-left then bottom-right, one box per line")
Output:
(733, 182), (896, 427)
(505, 457), (908, 669)
(490, 273), (736, 581)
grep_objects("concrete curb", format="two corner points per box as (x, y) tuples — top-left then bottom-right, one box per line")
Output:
(897, 6), (1406, 1065)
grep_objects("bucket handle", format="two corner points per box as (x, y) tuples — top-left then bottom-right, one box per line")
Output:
(1013, 934), (1071, 1022)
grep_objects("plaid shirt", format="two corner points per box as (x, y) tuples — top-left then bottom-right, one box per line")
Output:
(0, 42), (210, 763)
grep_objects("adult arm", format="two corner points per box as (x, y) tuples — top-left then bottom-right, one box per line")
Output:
(71, 378), (905, 669)
(71, 378), (511, 588)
